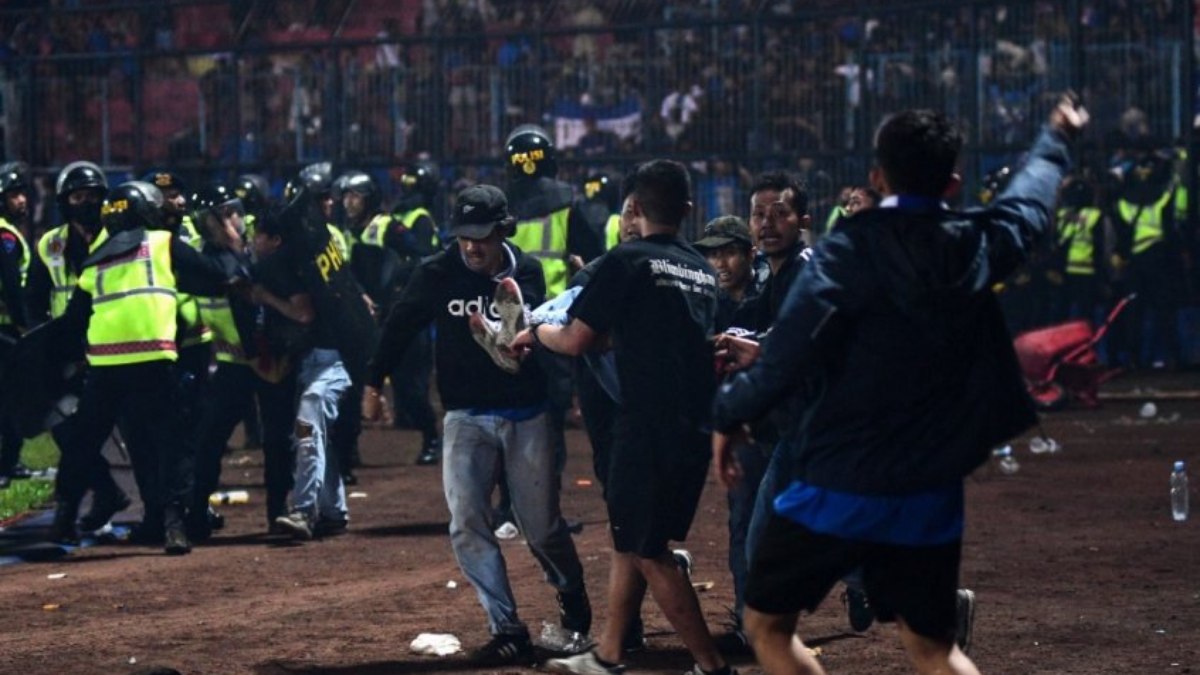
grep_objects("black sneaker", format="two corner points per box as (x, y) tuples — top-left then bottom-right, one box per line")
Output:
(164, 524), (192, 555)
(843, 587), (874, 633)
(955, 588), (976, 653)
(50, 501), (80, 545)
(78, 490), (132, 532)
(468, 633), (534, 666)
(416, 438), (441, 466)
(672, 549), (694, 581)
(558, 587), (592, 635)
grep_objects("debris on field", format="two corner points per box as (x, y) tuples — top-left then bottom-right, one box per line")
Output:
(349, 491), (368, 499)
(1140, 402), (1158, 418)
(575, 478), (593, 487)
(47, 573), (67, 580)
(409, 633), (462, 656)
(692, 581), (715, 592)
(42, 604), (60, 611)
(445, 580), (457, 589)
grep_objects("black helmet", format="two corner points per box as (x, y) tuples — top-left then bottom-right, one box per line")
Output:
(101, 181), (164, 232)
(582, 172), (621, 212)
(338, 170), (381, 214)
(55, 161), (108, 203)
(141, 170), (186, 195)
(1122, 150), (1175, 205)
(234, 174), (269, 214)
(0, 161), (31, 195)
(298, 162), (334, 195)
(504, 124), (557, 180)
(978, 166), (1013, 206)
(191, 183), (243, 219)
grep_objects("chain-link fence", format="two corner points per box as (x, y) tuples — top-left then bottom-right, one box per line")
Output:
(0, 0), (1195, 234)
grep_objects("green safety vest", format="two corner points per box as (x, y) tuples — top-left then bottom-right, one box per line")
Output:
(328, 223), (351, 262)
(1058, 207), (1101, 276)
(77, 229), (178, 366)
(196, 295), (247, 365)
(175, 215), (212, 349)
(358, 213), (395, 248)
(36, 225), (76, 319)
(1118, 190), (1174, 255)
(603, 213), (621, 250)
(0, 219), (29, 327)
(510, 207), (569, 298)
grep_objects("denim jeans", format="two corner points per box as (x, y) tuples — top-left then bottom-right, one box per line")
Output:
(291, 349), (351, 522)
(442, 409), (585, 636)
(728, 439), (771, 619)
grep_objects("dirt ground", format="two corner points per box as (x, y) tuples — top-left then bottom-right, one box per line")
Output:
(0, 372), (1198, 675)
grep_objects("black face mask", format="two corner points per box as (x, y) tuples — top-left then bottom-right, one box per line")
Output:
(68, 201), (103, 233)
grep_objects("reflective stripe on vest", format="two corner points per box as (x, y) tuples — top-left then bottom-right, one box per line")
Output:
(359, 213), (393, 248)
(78, 230), (178, 365)
(179, 215), (203, 251)
(510, 207), (569, 298)
(1058, 207), (1101, 276)
(604, 213), (621, 250)
(1175, 186), (1188, 220)
(1119, 191), (1173, 255)
(36, 225), (76, 319)
(0, 219), (29, 326)
(197, 295), (247, 364)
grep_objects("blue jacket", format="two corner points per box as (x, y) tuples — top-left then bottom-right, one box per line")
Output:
(712, 127), (1073, 495)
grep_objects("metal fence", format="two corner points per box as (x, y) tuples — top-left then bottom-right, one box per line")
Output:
(0, 0), (1195, 234)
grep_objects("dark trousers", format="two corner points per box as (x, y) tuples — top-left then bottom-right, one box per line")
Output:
(332, 379), (363, 472)
(192, 363), (296, 525)
(390, 327), (438, 442)
(0, 330), (23, 475)
(727, 439), (771, 617)
(56, 361), (190, 527)
(1129, 244), (1181, 366)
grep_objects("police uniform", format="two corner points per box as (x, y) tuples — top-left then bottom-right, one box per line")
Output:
(0, 201), (29, 484)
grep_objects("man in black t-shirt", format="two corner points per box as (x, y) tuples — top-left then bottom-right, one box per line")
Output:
(361, 185), (590, 667)
(514, 161), (735, 675)
(248, 213), (352, 541)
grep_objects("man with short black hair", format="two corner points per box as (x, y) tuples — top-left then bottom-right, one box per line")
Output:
(516, 160), (735, 675)
(711, 98), (1088, 674)
(362, 184), (590, 667)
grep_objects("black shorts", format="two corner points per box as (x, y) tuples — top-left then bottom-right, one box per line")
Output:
(745, 513), (961, 642)
(605, 417), (709, 558)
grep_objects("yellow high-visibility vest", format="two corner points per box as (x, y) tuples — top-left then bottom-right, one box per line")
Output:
(328, 223), (350, 262)
(36, 225), (76, 319)
(604, 213), (621, 250)
(175, 215), (212, 349)
(197, 295), (247, 365)
(510, 207), (569, 298)
(77, 229), (178, 366)
(1058, 207), (1101, 276)
(0, 218), (29, 327)
(1119, 190), (1174, 255)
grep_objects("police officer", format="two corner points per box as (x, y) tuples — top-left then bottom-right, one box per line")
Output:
(342, 169), (441, 466)
(503, 124), (601, 485)
(1114, 150), (1183, 368)
(1057, 174), (1107, 321)
(188, 183), (292, 538)
(288, 163), (350, 262)
(0, 162), (31, 488)
(579, 172), (622, 253)
(51, 181), (240, 553)
(25, 162), (132, 530)
(234, 173), (271, 237)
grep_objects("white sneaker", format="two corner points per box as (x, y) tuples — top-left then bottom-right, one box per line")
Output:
(494, 521), (519, 540)
(469, 312), (521, 374)
(494, 277), (528, 345)
(545, 649), (625, 674)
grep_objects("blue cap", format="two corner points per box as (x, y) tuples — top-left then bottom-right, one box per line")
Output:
(1175, 461), (1185, 471)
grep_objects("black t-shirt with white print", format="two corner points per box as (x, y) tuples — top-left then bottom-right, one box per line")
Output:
(569, 233), (718, 431)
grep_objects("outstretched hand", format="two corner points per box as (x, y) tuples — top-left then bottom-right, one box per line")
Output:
(713, 333), (761, 374)
(1049, 91), (1089, 138)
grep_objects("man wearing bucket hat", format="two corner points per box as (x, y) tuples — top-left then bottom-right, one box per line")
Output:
(362, 184), (591, 666)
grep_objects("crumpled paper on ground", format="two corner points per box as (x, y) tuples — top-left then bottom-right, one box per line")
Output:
(409, 633), (462, 656)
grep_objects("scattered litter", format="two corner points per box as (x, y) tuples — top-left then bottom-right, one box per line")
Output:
(409, 633), (462, 656)
(445, 580), (457, 589)
(46, 573), (67, 580)
(209, 490), (249, 506)
(1140, 402), (1158, 419)
(348, 491), (368, 499)
(42, 604), (60, 611)
(234, 455), (254, 465)
(1156, 412), (1182, 424)
(1029, 436), (1061, 455)
(808, 646), (822, 657)
(692, 581), (715, 592)
(128, 657), (137, 665)
(1156, 629), (1167, 635)
(575, 479), (593, 487)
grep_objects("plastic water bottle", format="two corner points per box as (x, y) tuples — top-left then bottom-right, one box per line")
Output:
(209, 490), (250, 506)
(996, 446), (1020, 475)
(1170, 461), (1188, 522)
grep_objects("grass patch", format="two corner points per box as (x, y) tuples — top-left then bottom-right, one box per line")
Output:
(0, 433), (61, 521)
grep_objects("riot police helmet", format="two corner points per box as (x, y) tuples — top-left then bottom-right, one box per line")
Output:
(504, 124), (557, 180)
(101, 181), (164, 232)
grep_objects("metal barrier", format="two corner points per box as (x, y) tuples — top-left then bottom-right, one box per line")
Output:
(0, 0), (1195, 235)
